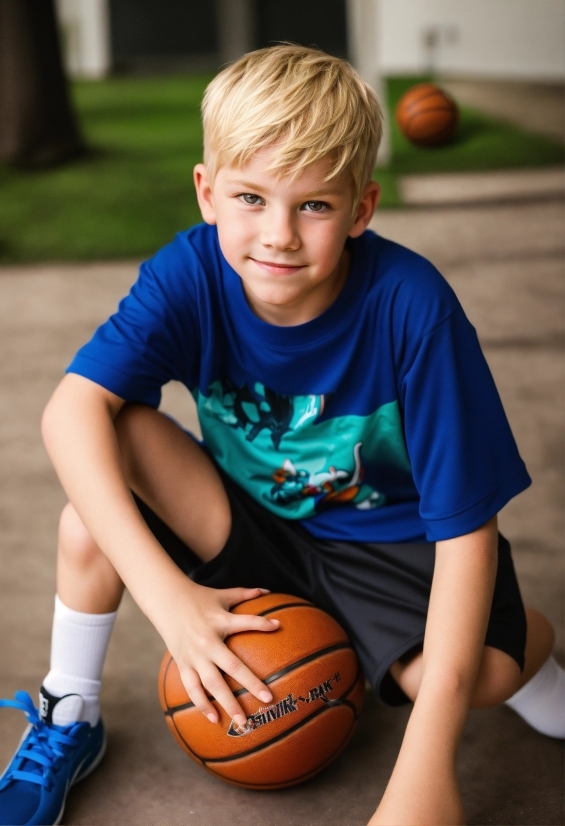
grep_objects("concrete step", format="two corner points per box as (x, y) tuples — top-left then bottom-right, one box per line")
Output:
(398, 166), (564, 207)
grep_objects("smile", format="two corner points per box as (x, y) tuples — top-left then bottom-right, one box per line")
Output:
(251, 258), (305, 275)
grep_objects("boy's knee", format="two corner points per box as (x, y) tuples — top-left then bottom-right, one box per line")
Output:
(58, 502), (100, 568)
(471, 646), (521, 708)
(526, 606), (555, 653)
(391, 646), (522, 708)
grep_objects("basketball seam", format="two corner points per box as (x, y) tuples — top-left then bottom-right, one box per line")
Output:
(407, 106), (457, 121)
(403, 99), (456, 120)
(164, 641), (352, 714)
(203, 697), (357, 765)
(258, 601), (316, 616)
(230, 597), (313, 613)
(202, 724), (358, 789)
(399, 87), (441, 112)
(172, 667), (363, 765)
(169, 712), (204, 765)
(398, 87), (455, 118)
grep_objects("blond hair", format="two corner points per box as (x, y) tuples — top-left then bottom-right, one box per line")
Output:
(202, 44), (382, 206)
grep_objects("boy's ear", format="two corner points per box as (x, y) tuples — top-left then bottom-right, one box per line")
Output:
(193, 164), (217, 225)
(348, 181), (381, 238)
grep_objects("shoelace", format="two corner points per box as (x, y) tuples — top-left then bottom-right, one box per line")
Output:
(0, 691), (80, 791)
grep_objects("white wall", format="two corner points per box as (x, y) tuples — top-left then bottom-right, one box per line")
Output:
(346, 0), (391, 164)
(56, 0), (111, 78)
(378, 0), (565, 80)
(55, 0), (565, 82)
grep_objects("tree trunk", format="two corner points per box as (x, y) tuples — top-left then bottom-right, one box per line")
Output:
(0, 0), (85, 168)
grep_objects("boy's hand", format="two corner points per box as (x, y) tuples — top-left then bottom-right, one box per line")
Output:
(164, 582), (280, 728)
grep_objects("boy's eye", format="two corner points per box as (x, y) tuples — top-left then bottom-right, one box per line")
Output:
(302, 201), (328, 213)
(239, 193), (264, 205)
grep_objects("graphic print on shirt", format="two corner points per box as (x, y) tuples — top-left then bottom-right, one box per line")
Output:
(196, 378), (411, 520)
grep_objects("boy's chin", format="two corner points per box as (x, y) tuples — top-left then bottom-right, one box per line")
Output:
(246, 290), (299, 311)
(241, 283), (308, 320)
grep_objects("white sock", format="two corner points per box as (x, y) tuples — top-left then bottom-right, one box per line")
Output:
(505, 655), (565, 738)
(42, 595), (117, 726)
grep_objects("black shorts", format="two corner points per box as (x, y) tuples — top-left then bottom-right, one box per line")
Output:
(134, 468), (527, 706)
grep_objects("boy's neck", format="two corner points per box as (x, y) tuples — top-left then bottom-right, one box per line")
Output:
(241, 246), (352, 328)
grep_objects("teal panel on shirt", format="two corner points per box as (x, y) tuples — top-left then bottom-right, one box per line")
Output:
(196, 379), (411, 520)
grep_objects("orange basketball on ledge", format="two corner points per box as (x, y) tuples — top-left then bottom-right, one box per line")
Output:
(158, 593), (365, 789)
(395, 82), (459, 147)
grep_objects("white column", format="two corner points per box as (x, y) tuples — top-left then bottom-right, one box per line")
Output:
(56, 0), (110, 79)
(216, 0), (255, 66)
(346, 0), (391, 166)
(78, 0), (111, 78)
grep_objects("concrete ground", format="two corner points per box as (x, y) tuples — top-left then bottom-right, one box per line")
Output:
(0, 186), (563, 824)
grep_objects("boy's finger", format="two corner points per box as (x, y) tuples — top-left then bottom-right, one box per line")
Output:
(178, 666), (219, 723)
(215, 646), (273, 705)
(222, 586), (270, 608)
(199, 664), (249, 728)
(226, 613), (280, 636)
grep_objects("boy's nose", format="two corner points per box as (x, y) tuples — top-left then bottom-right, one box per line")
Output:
(261, 210), (300, 251)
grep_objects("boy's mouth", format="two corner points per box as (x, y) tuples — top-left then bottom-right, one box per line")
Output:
(251, 258), (305, 275)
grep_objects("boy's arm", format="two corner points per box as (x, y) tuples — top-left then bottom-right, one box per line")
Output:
(42, 373), (278, 726)
(368, 516), (498, 826)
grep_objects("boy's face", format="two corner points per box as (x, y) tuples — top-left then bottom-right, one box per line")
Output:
(194, 149), (380, 325)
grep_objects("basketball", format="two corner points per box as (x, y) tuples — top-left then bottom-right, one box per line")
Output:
(395, 83), (459, 147)
(158, 593), (365, 789)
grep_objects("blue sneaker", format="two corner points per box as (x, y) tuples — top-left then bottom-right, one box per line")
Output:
(0, 689), (105, 825)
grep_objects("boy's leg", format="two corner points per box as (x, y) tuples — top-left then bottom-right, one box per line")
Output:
(0, 405), (233, 826)
(516, 606), (555, 686)
(57, 502), (125, 614)
(39, 503), (124, 728)
(0, 507), (118, 826)
(46, 404), (233, 723)
(115, 403), (231, 564)
(390, 643), (521, 708)
(503, 608), (565, 738)
(390, 607), (565, 737)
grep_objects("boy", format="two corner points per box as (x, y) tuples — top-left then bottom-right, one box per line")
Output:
(1, 46), (563, 826)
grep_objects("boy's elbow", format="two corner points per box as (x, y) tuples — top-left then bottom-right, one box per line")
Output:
(41, 373), (125, 451)
(41, 374), (85, 446)
(41, 378), (69, 452)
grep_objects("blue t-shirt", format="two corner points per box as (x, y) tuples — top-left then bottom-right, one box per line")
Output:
(68, 223), (530, 543)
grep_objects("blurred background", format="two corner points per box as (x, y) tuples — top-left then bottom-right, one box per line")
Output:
(0, 0), (563, 262)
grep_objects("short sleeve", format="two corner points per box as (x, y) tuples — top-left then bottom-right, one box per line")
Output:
(401, 305), (531, 541)
(67, 235), (201, 407)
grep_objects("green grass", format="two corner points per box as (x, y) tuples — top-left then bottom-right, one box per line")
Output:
(0, 75), (210, 263)
(0, 74), (563, 263)
(376, 77), (565, 206)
